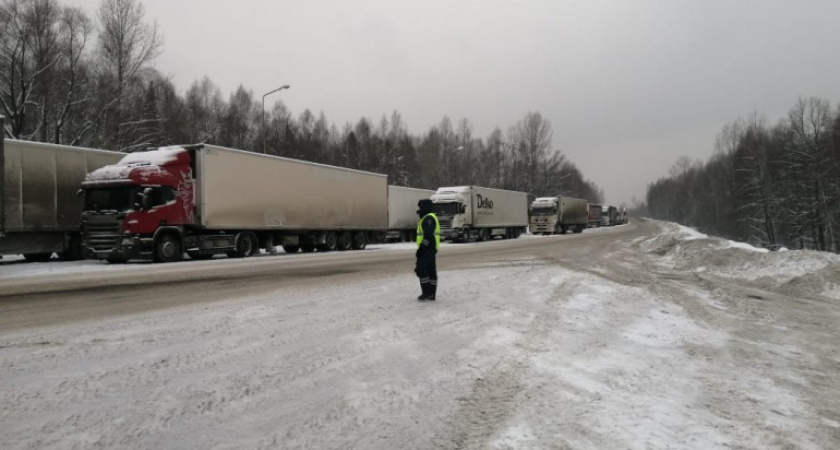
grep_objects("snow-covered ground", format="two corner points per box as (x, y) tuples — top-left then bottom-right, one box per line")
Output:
(1, 220), (838, 449)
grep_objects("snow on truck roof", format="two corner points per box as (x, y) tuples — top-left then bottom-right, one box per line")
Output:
(119, 146), (188, 166)
(84, 147), (188, 183)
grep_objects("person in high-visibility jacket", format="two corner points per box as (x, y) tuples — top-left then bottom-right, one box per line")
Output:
(415, 199), (440, 301)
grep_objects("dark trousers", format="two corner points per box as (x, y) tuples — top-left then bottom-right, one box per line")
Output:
(415, 250), (437, 296)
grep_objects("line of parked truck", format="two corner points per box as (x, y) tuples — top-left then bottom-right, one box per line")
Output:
(1, 116), (627, 263)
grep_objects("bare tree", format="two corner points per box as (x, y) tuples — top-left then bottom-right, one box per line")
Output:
(96, 0), (162, 149)
(52, 5), (93, 144)
(786, 97), (836, 251)
(508, 111), (553, 193)
(0, 0), (64, 138)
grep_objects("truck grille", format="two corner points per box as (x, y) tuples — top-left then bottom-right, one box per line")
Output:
(437, 216), (453, 236)
(84, 219), (121, 251)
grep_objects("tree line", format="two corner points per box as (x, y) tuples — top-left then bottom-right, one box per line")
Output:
(0, 0), (603, 202)
(644, 97), (840, 253)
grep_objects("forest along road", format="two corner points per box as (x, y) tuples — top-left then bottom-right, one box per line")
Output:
(1, 219), (838, 450)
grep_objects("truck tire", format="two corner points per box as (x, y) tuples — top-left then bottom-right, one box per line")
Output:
(352, 231), (367, 250)
(283, 244), (300, 254)
(301, 243), (315, 253)
(23, 253), (52, 262)
(318, 232), (338, 252)
(230, 233), (257, 258)
(338, 232), (353, 251)
(154, 233), (182, 263)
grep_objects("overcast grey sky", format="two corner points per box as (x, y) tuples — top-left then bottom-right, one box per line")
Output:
(65, 0), (840, 205)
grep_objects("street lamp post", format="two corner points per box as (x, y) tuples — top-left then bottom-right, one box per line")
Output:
(262, 84), (290, 154)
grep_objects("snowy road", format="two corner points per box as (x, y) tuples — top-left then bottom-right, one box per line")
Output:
(1, 220), (839, 449)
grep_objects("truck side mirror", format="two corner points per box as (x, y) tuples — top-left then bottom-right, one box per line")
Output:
(460, 204), (467, 213)
(142, 187), (155, 209)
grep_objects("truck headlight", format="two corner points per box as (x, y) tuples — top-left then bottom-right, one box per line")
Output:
(121, 237), (134, 246)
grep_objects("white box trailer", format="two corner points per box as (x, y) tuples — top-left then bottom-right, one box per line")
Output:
(386, 185), (434, 242)
(529, 196), (588, 234)
(81, 143), (389, 262)
(430, 185), (528, 241)
(1, 126), (123, 261)
(197, 145), (387, 231)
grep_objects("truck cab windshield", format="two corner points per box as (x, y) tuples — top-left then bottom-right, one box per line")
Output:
(531, 207), (557, 216)
(84, 187), (141, 212)
(433, 202), (462, 216)
(84, 186), (174, 212)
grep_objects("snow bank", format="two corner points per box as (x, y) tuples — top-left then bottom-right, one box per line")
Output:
(639, 221), (840, 300)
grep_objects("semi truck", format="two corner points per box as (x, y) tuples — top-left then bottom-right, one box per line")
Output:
(386, 185), (434, 242)
(1, 119), (123, 261)
(430, 186), (528, 242)
(528, 196), (588, 235)
(80, 144), (388, 263)
(587, 203), (602, 228)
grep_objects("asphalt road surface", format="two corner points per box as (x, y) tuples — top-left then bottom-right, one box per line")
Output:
(0, 221), (644, 332)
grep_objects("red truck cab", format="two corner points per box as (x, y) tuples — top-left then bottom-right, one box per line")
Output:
(81, 147), (195, 262)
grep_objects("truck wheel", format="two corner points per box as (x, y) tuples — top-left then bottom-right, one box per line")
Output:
(154, 233), (182, 263)
(23, 253), (53, 262)
(560, 226), (568, 234)
(318, 232), (338, 252)
(338, 232), (353, 251)
(574, 226), (584, 234)
(352, 231), (367, 250)
(283, 244), (300, 254)
(462, 227), (472, 243)
(232, 233), (257, 258)
(301, 243), (315, 253)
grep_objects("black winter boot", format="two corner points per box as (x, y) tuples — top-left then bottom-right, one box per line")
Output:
(427, 281), (436, 301)
(418, 282), (430, 300)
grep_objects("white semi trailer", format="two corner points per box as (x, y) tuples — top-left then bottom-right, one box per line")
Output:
(529, 196), (588, 234)
(430, 186), (528, 242)
(1, 119), (123, 261)
(386, 185), (434, 242)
